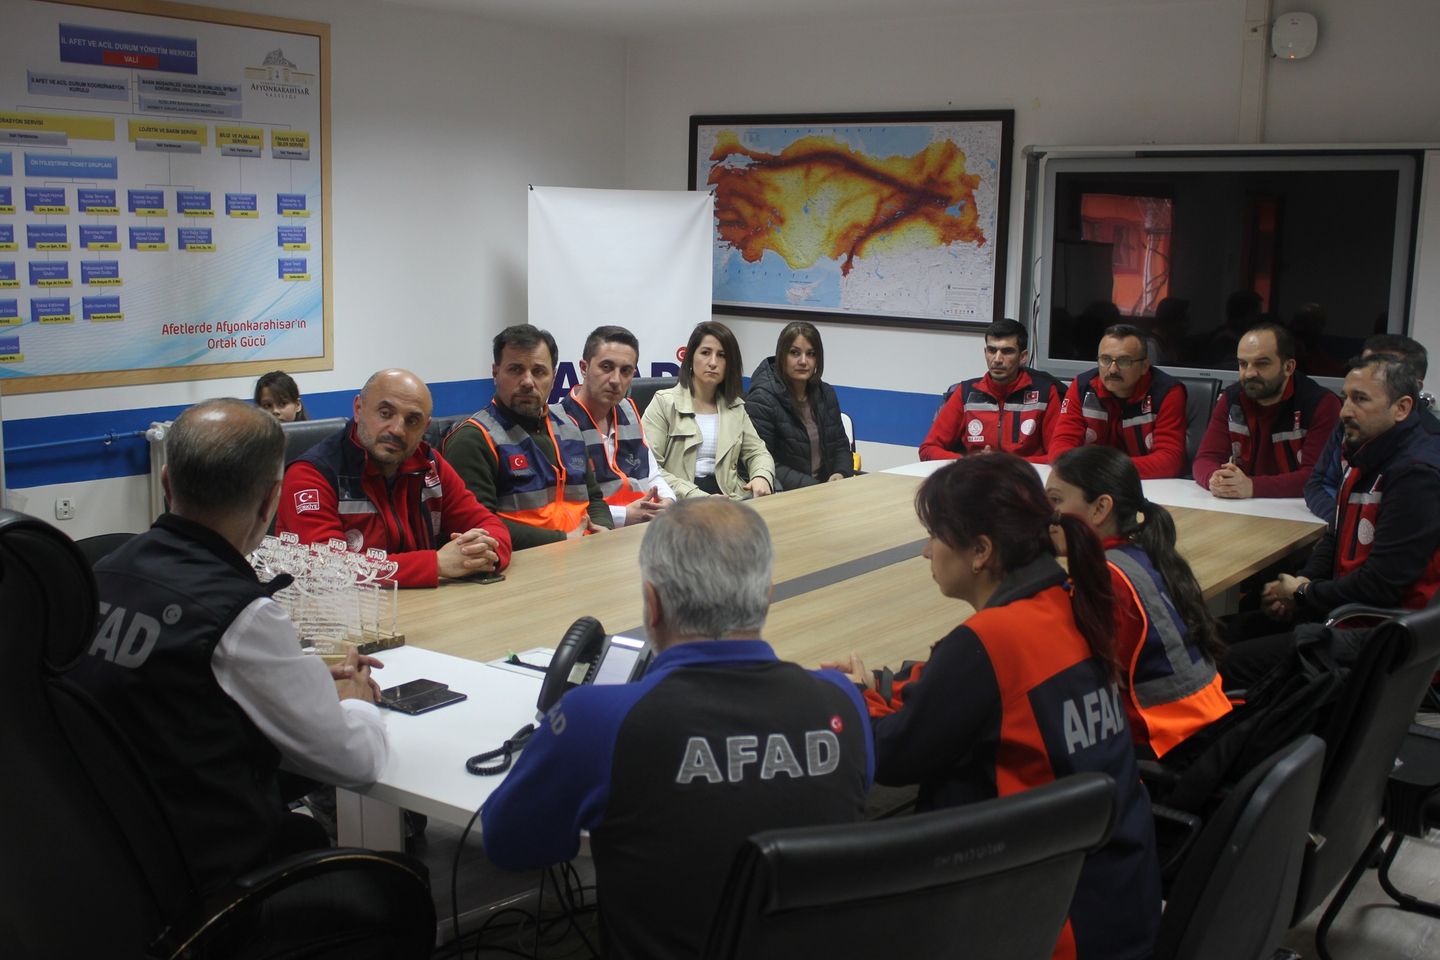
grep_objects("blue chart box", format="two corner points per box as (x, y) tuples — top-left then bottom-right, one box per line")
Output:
(31, 296), (71, 323)
(24, 153), (118, 179)
(276, 193), (308, 215)
(29, 261), (70, 285)
(129, 189), (166, 214)
(226, 192), (257, 216)
(178, 228), (212, 250)
(79, 224), (119, 248)
(59, 23), (198, 75)
(25, 187), (67, 211)
(129, 227), (167, 250)
(278, 257), (307, 278)
(27, 224), (68, 248)
(0, 300), (17, 321)
(276, 225), (307, 247)
(0, 152), (11, 176)
(0, 225), (13, 247)
(0, 334), (19, 360)
(0, 262), (14, 283)
(81, 260), (120, 284)
(83, 295), (122, 320)
(177, 190), (212, 214)
(78, 188), (119, 212)
(0, 186), (11, 207)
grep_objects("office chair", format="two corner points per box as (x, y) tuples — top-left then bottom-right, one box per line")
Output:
(75, 530), (137, 567)
(425, 412), (468, 450)
(1155, 735), (1325, 960)
(1289, 604), (1440, 960)
(1172, 375), (1220, 469)
(626, 376), (676, 415)
(702, 772), (1116, 960)
(281, 416), (348, 466)
(0, 509), (436, 959)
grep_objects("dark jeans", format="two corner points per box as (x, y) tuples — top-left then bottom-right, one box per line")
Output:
(1217, 610), (1318, 691)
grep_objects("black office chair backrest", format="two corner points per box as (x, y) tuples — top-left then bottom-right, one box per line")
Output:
(703, 772), (1116, 960)
(426, 412), (468, 451)
(1156, 735), (1325, 960)
(627, 376), (677, 415)
(75, 531), (137, 568)
(0, 509), (190, 957)
(1291, 605), (1440, 924)
(1173, 375), (1221, 469)
(283, 416), (347, 465)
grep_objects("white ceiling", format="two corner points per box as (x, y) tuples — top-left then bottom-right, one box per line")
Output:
(381, 0), (1196, 40)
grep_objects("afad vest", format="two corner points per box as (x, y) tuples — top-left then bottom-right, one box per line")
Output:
(556, 390), (648, 507)
(1071, 368), (1181, 456)
(1106, 544), (1231, 758)
(1334, 427), (1440, 609)
(297, 424), (446, 551)
(464, 401), (590, 532)
(1220, 374), (1330, 473)
(953, 369), (1060, 458)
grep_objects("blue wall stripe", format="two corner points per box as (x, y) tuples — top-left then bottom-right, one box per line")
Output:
(4, 378), (941, 489)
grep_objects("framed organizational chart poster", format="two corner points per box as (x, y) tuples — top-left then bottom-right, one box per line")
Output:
(0, 0), (331, 394)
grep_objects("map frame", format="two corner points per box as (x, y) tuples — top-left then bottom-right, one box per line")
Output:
(689, 110), (1014, 332)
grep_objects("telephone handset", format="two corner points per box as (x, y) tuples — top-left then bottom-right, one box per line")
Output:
(537, 616), (607, 714)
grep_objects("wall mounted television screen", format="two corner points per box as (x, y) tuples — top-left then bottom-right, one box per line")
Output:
(1032, 152), (1419, 384)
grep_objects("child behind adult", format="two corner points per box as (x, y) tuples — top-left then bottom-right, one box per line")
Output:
(254, 370), (308, 422)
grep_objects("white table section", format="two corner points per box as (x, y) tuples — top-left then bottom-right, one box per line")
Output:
(336, 645), (544, 850)
(883, 460), (1326, 527)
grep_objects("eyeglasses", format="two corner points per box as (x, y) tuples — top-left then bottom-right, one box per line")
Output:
(1098, 355), (1143, 370)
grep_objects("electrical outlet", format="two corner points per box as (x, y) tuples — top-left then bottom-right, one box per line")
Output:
(55, 497), (76, 521)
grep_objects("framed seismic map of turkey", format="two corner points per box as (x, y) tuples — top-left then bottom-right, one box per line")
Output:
(689, 110), (1013, 331)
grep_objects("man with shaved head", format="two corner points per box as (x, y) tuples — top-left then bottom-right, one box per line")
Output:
(278, 368), (512, 587)
(69, 399), (389, 892)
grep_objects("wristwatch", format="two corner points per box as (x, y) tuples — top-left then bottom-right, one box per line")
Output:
(1293, 581), (1309, 607)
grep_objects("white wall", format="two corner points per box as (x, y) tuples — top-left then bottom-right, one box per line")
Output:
(622, 0), (1440, 402)
(5, 0), (628, 532)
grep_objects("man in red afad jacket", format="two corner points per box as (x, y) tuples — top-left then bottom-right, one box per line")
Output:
(277, 368), (512, 588)
(1050, 323), (1189, 479)
(1192, 321), (1340, 499)
(920, 318), (1064, 463)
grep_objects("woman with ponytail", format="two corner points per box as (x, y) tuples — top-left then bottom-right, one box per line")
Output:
(1047, 445), (1231, 760)
(825, 453), (1159, 960)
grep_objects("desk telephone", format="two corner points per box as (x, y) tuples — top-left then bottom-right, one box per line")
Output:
(466, 617), (652, 776)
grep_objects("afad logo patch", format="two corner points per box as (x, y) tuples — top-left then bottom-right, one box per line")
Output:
(424, 466), (441, 488)
(294, 488), (320, 513)
(509, 454), (530, 472)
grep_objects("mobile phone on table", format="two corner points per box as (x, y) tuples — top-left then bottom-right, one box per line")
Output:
(380, 678), (446, 704)
(385, 687), (468, 715)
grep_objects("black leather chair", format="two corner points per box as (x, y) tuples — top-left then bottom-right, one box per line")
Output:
(0, 509), (436, 959)
(1291, 604), (1440, 960)
(75, 530), (137, 567)
(702, 772), (1116, 960)
(1173, 375), (1221, 470)
(1155, 735), (1325, 960)
(627, 376), (676, 415)
(425, 412), (468, 451)
(282, 416), (347, 465)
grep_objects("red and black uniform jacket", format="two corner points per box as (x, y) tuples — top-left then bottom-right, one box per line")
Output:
(920, 368), (1063, 463)
(866, 556), (1160, 960)
(277, 421), (511, 588)
(1192, 373), (1340, 497)
(1298, 414), (1440, 616)
(1050, 367), (1188, 478)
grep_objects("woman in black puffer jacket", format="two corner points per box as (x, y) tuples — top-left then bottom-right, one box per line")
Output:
(745, 321), (855, 491)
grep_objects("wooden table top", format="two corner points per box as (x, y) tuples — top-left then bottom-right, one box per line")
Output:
(394, 471), (1323, 670)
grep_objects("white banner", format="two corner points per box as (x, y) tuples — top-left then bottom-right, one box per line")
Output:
(528, 185), (713, 395)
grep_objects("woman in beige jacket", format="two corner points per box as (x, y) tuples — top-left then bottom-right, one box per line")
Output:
(642, 321), (776, 500)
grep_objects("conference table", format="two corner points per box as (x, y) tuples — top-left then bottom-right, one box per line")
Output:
(336, 465), (1327, 848)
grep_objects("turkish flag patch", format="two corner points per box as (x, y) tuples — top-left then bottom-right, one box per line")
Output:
(829, 714), (844, 733)
(294, 488), (320, 513)
(1025, 390), (1039, 403)
(509, 454), (530, 471)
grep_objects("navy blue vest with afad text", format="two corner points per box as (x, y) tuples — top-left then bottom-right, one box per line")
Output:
(65, 513), (292, 894)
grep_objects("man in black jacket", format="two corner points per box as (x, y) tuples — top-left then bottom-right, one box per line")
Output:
(745, 321), (854, 490)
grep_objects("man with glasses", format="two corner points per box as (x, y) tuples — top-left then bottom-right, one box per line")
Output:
(1050, 323), (1189, 478)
